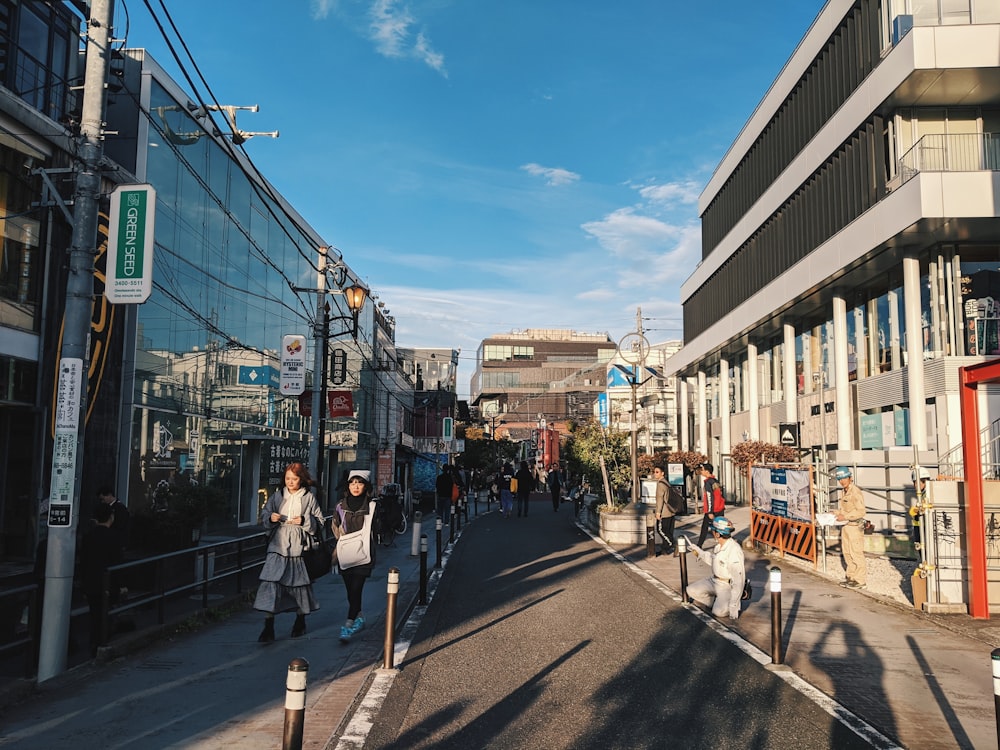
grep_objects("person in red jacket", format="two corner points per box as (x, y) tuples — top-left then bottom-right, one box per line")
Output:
(696, 463), (725, 547)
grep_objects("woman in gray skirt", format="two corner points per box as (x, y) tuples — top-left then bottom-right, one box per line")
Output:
(254, 462), (325, 642)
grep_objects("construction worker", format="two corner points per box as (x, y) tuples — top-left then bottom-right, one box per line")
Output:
(835, 466), (867, 589)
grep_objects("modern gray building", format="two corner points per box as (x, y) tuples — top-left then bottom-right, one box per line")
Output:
(667, 0), (1000, 509)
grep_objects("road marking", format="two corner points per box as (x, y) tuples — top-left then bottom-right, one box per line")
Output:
(578, 521), (905, 750)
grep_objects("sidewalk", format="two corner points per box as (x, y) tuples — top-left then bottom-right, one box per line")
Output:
(618, 503), (999, 750)
(0, 506), (452, 750)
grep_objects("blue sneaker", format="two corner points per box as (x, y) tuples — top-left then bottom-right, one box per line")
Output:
(350, 615), (365, 634)
(339, 624), (352, 643)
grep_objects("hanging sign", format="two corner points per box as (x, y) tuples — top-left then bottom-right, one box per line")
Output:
(280, 334), (307, 396)
(105, 184), (156, 303)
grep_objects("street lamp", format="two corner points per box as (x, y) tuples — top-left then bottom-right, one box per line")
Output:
(293, 246), (368, 488)
(813, 371), (828, 512)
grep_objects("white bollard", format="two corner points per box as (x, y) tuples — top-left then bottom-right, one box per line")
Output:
(411, 511), (423, 556)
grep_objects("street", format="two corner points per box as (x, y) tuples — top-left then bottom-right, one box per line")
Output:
(361, 500), (881, 749)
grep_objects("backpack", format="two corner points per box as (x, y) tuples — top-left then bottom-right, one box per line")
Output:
(509, 477), (519, 493)
(711, 483), (726, 514)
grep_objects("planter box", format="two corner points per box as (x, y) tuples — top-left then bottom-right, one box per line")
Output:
(599, 506), (652, 545)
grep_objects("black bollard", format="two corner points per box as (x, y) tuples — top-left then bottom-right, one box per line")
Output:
(646, 517), (656, 558)
(435, 518), (443, 569)
(677, 537), (689, 602)
(450, 510), (456, 540)
(419, 535), (428, 605)
(282, 657), (309, 750)
(383, 568), (400, 669)
(770, 566), (783, 665)
(456, 499), (463, 532)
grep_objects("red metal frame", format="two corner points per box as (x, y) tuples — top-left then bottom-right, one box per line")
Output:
(959, 359), (1000, 619)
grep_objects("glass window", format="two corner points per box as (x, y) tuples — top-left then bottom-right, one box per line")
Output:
(961, 252), (1000, 355)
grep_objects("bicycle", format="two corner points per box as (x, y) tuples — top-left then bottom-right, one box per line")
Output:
(376, 489), (407, 546)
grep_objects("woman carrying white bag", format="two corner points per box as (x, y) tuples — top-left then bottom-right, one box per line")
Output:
(331, 469), (379, 643)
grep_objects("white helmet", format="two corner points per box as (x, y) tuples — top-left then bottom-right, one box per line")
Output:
(912, 466), (931, 482)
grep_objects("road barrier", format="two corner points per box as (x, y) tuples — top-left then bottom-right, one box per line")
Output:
(770, 566), (783, 664)
(435, 519), (443, 569)
(282, 657), (309, 750)
(419, 536), (428, 606)
(677, 536), (690, 602)
(410, 511), (422, 557)
(383, 568), (400, 670)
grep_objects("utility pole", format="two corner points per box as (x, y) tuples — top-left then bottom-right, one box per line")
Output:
(309, 246), (327, 486)
(38, 0), (115, 682)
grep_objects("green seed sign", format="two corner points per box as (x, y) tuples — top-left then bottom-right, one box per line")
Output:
(105, 184), (156, 303)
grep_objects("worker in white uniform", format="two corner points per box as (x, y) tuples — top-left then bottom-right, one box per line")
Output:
(687, 516), (746, 619)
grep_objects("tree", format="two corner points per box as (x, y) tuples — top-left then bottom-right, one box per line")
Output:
(458, 427), (519, 476)
(564, 419), (631, 503)
(729, 441), (800, 472)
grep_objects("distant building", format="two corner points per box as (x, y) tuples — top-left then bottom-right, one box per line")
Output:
(470, 329), (616, 426)
(604, 340), (683, 453)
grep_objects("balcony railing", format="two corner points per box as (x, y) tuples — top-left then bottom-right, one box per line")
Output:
(896, 132), (1000, 187)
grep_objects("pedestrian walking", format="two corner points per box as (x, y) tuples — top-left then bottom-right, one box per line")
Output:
(331, 469), (378, 643)
(696, 462), (725, 547)
(499, 463), (514, 518)
(436, 464), (455, 525)
(547, 464), (562, 512)
(687, 516), (746, 619)
(254, 462), (326, 642)
(515, 460), (533, 517)
(652, 466), (680, 555)
(835, 465), (868, 589)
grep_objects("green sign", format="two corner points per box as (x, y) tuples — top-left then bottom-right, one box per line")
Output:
(106, 184), (156, 303)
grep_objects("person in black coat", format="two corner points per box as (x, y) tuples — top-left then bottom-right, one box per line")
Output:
(515, 461), (534, 518)
(80, 503), (122, 655)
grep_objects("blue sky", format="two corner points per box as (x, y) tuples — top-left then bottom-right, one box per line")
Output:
(121, 0), (824, 395)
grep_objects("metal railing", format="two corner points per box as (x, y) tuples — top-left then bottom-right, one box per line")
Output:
(938, 418), (1000, 480)
(0, 527), (278, 679)
(896, 132), (1000, 186)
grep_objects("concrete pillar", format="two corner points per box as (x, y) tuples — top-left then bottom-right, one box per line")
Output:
(747, 341), (760, 440)
(783, 323), (797, 424)
(679, 377), (690, 451)
(697, 370), (707, 455)
(719, 357), (731, 462)
(832, 294), (852, 450)
(904, 254), (928, 450)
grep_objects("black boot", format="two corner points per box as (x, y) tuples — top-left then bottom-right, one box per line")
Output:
(291, 613), (307, 638)
(258, 617), (275, 643)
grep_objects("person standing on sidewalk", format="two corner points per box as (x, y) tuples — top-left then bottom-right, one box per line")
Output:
(515, 460), (534, 517)
(80, 502), (122, 655)
(97, 486), (130, 558)
(835, 466), (867, 589)
(696, 463), (725, 547)
(653, 466), (677, 556)
(687, 516), (746, 619)
(254, 462), (325, 642)
(331, 470), (378, 643)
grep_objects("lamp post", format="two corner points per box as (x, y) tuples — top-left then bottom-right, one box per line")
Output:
(813, 371), (828, 512)
(618, 329), (650, 506)
(295, 249), (367, 488)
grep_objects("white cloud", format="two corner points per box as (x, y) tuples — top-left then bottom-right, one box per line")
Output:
(638, 179), (702, 207)
(520, 163), (581, 187)
(310, 0), (338, 20)
(368, 0), (447, 75)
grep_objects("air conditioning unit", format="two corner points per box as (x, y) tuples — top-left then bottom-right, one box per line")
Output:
(891, 14), (913, 45)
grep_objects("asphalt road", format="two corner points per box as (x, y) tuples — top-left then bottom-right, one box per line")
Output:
(361, 500), (880, 750)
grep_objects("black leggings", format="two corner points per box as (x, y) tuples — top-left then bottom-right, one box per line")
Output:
(342, 571), (367, 620)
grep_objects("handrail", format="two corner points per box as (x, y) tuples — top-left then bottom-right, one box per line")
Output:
(938, 417), (1000, 480)
(895, 132), (1000, 188)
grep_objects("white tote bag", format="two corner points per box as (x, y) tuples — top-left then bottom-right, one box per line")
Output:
(336, 501), (375, 569)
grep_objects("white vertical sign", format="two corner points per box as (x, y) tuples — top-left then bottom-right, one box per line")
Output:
(48, 359), (83, 527)
(280, 334), (307, 396)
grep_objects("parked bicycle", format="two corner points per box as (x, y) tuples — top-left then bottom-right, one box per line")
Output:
(376, 484), (407, 546)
